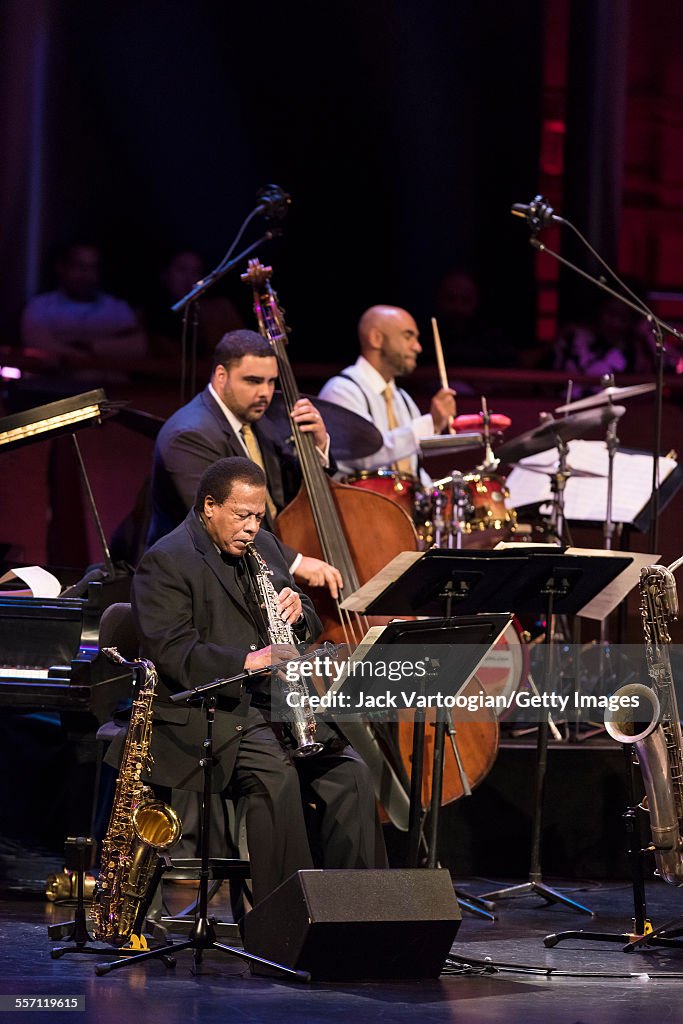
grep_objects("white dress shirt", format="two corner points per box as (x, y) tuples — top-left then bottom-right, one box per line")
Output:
(319, 356), (433, 483)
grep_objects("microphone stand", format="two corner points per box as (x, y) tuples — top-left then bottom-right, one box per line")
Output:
(173, 231), (276, 405)
(515, 199), (682, 554)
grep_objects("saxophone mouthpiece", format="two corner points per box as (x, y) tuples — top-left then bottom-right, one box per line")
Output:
(102, 646), (126, 665)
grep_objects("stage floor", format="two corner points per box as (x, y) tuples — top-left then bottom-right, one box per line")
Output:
(3, 879), (683, 1024)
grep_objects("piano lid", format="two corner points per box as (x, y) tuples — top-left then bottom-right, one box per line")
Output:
(0, 389), (118, 451)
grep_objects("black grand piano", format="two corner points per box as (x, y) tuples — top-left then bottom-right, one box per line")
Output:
(0, 392), (138, 859)
(0, 579), (134, 726)
(0, 389), (136, 724)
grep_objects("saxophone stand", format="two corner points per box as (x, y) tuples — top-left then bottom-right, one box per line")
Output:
(545, 746), (683, 951)
(49, 837), (115, 960)
(95, 688), (309, 980)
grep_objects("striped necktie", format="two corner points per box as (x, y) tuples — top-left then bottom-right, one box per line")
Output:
(240, 424), (278, 521)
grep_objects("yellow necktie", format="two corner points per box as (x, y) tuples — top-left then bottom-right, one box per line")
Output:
(383, 386), (413, 476)
(240, 424), (278, 521)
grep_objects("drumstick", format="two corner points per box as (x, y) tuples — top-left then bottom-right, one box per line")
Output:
(431, 316), (455, 434)
(431, 317), (449, 391)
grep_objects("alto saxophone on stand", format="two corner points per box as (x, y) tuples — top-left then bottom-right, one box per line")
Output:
(93, 649), (182, 946)
(605, 556), (683, 885)
(245, 543), (323, 757)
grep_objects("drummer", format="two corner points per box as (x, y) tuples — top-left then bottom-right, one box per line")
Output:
(319, 305), (456, 485)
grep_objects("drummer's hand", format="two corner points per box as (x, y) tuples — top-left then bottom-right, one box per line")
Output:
(294, 557), (343, 600)
(430, 388), (457, 433)
(291, 398), (329, 450)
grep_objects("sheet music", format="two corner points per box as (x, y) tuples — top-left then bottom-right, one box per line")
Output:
(340, 551), (423, 612)
(0, 566), (62, 598)
(564, 547), (660, 620)
(506, 441), (677, 524)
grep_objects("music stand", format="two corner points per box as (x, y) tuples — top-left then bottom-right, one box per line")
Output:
(343, 547), (631, 913)
(329, 615), (511, 865)
(94, 679), (309, 980)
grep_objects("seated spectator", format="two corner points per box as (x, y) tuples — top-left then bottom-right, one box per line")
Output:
(21, 242), (146, 366)
(553, 280), (679, 394)
(142, 249), (244, 362)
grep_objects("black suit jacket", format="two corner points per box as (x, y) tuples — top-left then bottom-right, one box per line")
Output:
(146, 386), (301, 551)
(107, 510), (322, 792)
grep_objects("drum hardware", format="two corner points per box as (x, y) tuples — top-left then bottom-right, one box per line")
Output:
(419, 432), (484, 456)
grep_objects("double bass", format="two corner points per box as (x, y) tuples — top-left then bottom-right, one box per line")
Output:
(241, 259), (498, 825)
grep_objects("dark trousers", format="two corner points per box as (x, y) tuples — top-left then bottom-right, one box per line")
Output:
(230, 708), (387, 906)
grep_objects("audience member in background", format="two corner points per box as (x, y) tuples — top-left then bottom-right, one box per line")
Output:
(20, 242), (146, 366)
(553, 281), (679, 395)
(142, 249), (244, 362)
(433, 267), (514, 368)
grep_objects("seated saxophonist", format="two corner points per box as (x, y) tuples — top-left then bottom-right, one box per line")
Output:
(106, 456), (386, 907)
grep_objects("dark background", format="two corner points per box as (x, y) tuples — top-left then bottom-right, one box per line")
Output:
(0, 0), (542, 359)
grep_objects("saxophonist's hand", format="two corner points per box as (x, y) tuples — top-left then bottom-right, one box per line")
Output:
(244, 642), (300, 674)
(277, 586), (303, 625)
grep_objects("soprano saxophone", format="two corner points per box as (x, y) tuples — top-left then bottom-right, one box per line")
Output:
(93, 650), (182, 945)
(605, 558), (683, 885)
(245, 543), (323, 756)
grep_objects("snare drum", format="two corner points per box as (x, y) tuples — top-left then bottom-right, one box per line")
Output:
(344, 469), (416, 518)
(475, 618), (530, 719)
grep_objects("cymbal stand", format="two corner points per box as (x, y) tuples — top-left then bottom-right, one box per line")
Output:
(547, 436), (571, 545)
(478, 396), (499, 474)
(478, 578), (593, 914)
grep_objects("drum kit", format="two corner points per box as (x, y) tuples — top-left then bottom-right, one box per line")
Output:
(331, 379), (656, 715)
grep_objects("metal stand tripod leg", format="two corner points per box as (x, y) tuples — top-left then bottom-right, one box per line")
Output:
(478, 588), (593, 915)
(94, 698), (309, 981)
(408, 706), (496, 921)
(49, 838), (112, 959)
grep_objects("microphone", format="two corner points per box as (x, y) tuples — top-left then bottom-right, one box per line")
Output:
(510, 195), (560, 231)
(256, 184), (291, 223)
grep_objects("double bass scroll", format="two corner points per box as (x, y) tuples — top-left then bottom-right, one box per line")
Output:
(241, 259), (418, 649)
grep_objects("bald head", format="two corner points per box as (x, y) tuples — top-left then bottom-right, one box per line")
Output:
(357, 305), (421, 381)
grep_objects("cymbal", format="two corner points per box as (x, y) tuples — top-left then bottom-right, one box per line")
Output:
(453, 413), (512, 432)
(419, 432), (484, 456)
(496, 405), (626, 464)
(266, 392), (383, 461)
(555, 382), (655, 414)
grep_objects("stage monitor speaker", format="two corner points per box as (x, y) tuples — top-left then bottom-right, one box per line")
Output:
(243, 868), (461, 980)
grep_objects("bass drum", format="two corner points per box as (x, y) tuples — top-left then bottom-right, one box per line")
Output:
(474, 618), (530, 719)
(344, 469), (416, 520)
